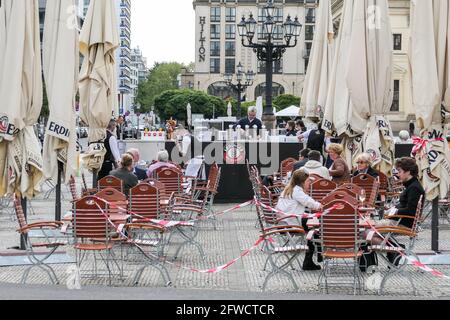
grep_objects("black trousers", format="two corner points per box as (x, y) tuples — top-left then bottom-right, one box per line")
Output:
(98, 161), (114, 181)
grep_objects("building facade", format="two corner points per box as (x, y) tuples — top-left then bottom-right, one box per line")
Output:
(116, 0), (133, 115)
(130, 47), (149, 108)
(331, 0), (414, 133)
(193, 0), (319, 102)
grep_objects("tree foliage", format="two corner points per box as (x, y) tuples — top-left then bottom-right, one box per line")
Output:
(136, 62), (186, 113)
(154, 90), (228, 122)
(273, 94), (301, 110)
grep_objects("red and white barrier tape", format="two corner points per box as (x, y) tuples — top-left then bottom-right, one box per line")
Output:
(256, 199), (331, 220)
(411, 136), (444, 157)
(360, 214), (450, 280)
(90, 201), (265, 275)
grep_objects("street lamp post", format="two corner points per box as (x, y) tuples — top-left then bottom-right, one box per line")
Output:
(238, 0), (302, 129)
(224, 62), (255, 120)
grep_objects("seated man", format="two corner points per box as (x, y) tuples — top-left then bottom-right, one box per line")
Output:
(293, 148), (311, 172)
(110, 154), (139, 197)
(353, 153), (379, 178)
(303, 150), (332, 180)
(146, 150), (177, 178)
(126, 148), (147, 181)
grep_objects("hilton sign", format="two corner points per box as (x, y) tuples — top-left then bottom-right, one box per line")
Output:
(198, 16), (206, 63)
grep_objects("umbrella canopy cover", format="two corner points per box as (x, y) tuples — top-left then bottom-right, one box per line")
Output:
(346, 0), (395, 173)
(300, 0), (334, 119)
(43, 0), (79, 184)
(187, 103), (193, 126)
(0, 0), (44, 198)
(411, 0), (450, 200)
(227, 102), (232, 118)
(79, 0), (119, 171)
(276, 106), (301, 118)
(256, 96), (263, 120)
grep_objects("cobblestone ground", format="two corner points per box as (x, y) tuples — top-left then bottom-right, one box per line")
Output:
(1, 176), (450, 298)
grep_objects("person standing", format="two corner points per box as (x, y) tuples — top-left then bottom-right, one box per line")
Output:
(98, 119), (121, 181)
(409, 120), (416, 138)
(234, 107), (263, 133)
(298, 124), (326, 161)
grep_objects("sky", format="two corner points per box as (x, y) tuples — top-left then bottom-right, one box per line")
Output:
(131, 0), (196, 69)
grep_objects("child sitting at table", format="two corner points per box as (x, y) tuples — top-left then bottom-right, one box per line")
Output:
(276, 170), (323, 271)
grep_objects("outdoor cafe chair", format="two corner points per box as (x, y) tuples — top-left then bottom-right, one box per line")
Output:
(309, 179), (337, 203)
(279, 158), (297, 181)
(73, 196), (123, 286)
(157, 167), (184, 196)
(321, 190), (359, 208)
(314, 200), (364, 295)
(352, 174), (379, 208)
(255, 200), (308, 292)
(13, 195), (68, 285)
(98, 175), (124, 193)
(367, 196), (424, 295)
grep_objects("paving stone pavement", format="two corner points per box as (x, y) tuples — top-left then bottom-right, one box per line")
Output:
(1, 176), (450, 299)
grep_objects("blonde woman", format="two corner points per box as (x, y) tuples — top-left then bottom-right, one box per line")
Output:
(276, 170), (323, 271)
(327, 143), (351, 185)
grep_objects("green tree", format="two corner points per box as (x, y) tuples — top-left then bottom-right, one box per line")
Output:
(154, 89), (227, 122)
(273, 94), (301, 110)
(39, 80), (49, 121)
(135, 62), (185, 113)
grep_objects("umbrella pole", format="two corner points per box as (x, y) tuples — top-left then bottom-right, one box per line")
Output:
(20, 197), (28, 250)
(55, 161), (63, 221)
(93, 169), (98, 189)
(431, 197), (440, 253)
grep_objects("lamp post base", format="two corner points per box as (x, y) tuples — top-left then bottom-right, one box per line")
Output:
(262, 114), (277, 130)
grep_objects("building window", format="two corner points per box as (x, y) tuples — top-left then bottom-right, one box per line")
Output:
(225, 41), (235, 56)
(258, 60), (283, 74)
(391, 80), (400, 112)
(305, 8), (316, 23)
(305, 25), (315, 41)
(258, 7), (283, 23)
(210, 24), (221, 39)
(211, 7), (221, 23)
(210, 58), (220, 74)
(255, 82), (285, 99)
(393, 34), (402, 51)
(211, 41), (220, 57)
(208, 81), (238, 100)
(225, 58), (235, 74)
(225, 25), (236, 39)
(226, 7), (236, 23)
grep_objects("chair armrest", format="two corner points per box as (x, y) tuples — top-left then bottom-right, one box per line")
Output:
(171, 205), (204, 214)
(385, 215), (415, 220)
(18, 222), (64, 233)
(264, 227), (305, 238)
(375, 227), (417, 237)
(264, 225), (304, 233)
(125, 223), (166, 232)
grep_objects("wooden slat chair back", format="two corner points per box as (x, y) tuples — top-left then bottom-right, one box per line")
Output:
(280, 158), (297, 179)
(129, 183), (160, 222)
(351, 174), (379, 207)
(309, 179), (337, 202)
(69, 176), (80, 202)
(320, 200), (360, 250)
(14, 197), (28, 231)
(73, 196), (111, 241)
(96, 188), (128, 216)
(259, 186), (279, 226)
(98, 176), (123, 193)
(321, 190), (359, 207)
(377, 171), (389, 198)
(336, 183), (363, 197)
(157, 168), (183, 196)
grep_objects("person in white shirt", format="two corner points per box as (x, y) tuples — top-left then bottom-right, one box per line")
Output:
(98, 119), (121, 181)
(302, 150), (332, 180)
(276, 170), (323, 271)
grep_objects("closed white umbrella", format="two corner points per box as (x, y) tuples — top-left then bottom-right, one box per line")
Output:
(256, 96), (263, 120)
(346, 0), (395, 174)
(43, 0), (79, 185)
(79, 0), (119, 172)
(300, 0), (334, 120)
(187, 103), (193, 127)
(0, 0), (43, 198)
(227, 102), (232, 118)
(410, 0), (450, 201)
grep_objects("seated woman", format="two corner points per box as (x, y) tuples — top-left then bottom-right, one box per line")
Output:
(285, 121), (298, 137)
(276, 170), (323, 271)
(110, 153), (139, 197)
(327, 143), (351, 185)
(146, 150), (177, 178)
(353, 153), (379, 178)
(365, 157), (425, 264)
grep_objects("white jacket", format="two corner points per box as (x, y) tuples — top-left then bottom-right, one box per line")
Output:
(276, 186), (322, 226)
(303, 160), (332, 180)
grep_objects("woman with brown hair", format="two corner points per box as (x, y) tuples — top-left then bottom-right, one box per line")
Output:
(110, 153), (139, 197)
(276, 170), (323, 271)
(327, 143), (351, 185)
(285, 120), (298, 137)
